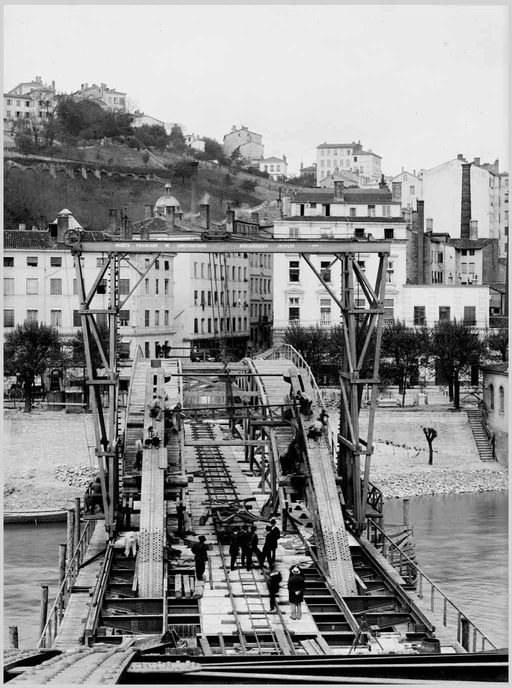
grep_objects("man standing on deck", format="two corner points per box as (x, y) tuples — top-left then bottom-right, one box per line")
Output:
(229, 528), (241, 570)
(191, 535), (209, 581)
(268, 518), (281, 566)
(239, 524), (250, 568)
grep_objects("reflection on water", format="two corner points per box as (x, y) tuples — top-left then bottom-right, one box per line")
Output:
(384, 491), (508, 648)
(4, 523), (66, 648)
(4, 492), (508, 650)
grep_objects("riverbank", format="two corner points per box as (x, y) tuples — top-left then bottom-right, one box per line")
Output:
(330, 408), (509, 499)
(4, 409), (97, 513)
(3, 406), (509, 512)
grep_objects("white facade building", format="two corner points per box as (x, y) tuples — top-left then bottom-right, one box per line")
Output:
(73, 82), (126, 111)
(255, 156), (287, 180)
(396, 285), (491, 329)
(422, 155), (508, 254)
(223, 125), (264, 161)
(4, 76), (57, 131)
(273, 182), (406, 337)
(389, 170), (423, 210)
(316, 141), (382, 185)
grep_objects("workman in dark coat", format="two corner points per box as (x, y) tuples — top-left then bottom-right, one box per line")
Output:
(268, 569), (282, 611)
(238, 525), (250, 568)
(229, 528), (240, 570)
(246, 525), (261, 570)
(268, 519), (281, 566)
(288, 565), (306, 619)
(260, 525), (273, 567)
(191, 535), (209, 581)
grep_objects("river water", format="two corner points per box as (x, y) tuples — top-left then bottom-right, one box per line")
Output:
(4, 492), (508, 649)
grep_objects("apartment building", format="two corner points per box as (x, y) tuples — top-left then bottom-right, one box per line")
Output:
(72, 82), (126, 111)
(422, 155), (509, 257)
(273, 180), (406, 338)
(223, 125), (264, 161)
(316, 141), (382, 185)
(3, 76), (57, 131)
(255, 156), (288, 181)
(389, 169), (423, 210)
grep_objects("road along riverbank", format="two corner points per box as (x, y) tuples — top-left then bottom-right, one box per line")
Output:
(3, 405), (508, 513)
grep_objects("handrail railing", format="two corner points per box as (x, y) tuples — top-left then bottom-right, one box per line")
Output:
(366, 518), (498, 652)
(259, 344), (337, 455)
(84, 542), (115, 643)
(37, 518), (97, 648)
(481, 405), (497, 461)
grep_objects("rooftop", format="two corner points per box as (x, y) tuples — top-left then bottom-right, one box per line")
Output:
(4, 229), (110, 250)
(448, 238), (492, 250)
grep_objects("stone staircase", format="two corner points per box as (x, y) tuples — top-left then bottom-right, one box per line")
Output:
(466, 409), (495, 462)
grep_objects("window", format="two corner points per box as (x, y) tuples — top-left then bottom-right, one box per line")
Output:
(354, 227), (365, 239)
(73, 310), (81, 327)
(368, 205), (375, 217)
(499, 386), (504, 413)
(119, 279), (130, 295)
(357, 260), (366, 272)
(384, 228), (394, 239)
(349, 207), (356, 217)
(73, 279), (78, 295)
(164, 279), (169, 295)
(164, 310), (169, 326)
(439, 306), (451, 322)
(289, 226), (299, 238)
(4, 309), (15, 327)
(320, 298), (331, 324)
(194, 262), (198, 278)
(320, 261), (331, 282)
(26, 278), (38, 294)
(155, 310), (160, 326)
(489, 383), (494, 410)
(468, 262), (475, 275)
(289, 260), (300, 282)
(96, 257), (107, 267)
(208, 318), (212, 333)
(438, 252), (443, 263)
(461, 262), (467, 274)
(27, 256), (38, 267)
(50, 257), (62, 267)
(27, 309), (38, 322)
(4, 278), (15, 295)
(323, 204), (331, 217)
(50, 310), (62, 327)
(382, 205), (391, 217)
(155, 260), (160, 270)
(463, 306), (476, 325)
(144, 310), (150, 327)
(50, 278), (62, 295)
(386, 261), (394, 283)
(97, 279), (107, 294)
(194, 318), (198, 334)
(409, 185), (415, 195)
(288, 297), (300, 323)
(145, 278), (150, 294)
(4, 257), (14, 267)
(119, 310), (130, 326)
(413, 306), (426, 326)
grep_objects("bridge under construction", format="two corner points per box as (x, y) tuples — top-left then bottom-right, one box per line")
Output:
(4, 237), (506, 684)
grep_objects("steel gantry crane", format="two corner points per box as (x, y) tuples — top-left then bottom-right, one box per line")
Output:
(69, 234), (390, 535)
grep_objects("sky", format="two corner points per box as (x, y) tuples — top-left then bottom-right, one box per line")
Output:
(3, 4), (509, 177)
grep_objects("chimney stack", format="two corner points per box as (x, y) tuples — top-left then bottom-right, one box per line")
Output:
(226, 209), (235, 234)
(333, 180), (344, 200)
(416, 200), (425, 284)
(473, 157), (481, 166)
(199, 195), (210, 230)
(469, 219), (478, 239)
(457, 153), (465, 161)
(426, 218), (433, 232)
(379, 174), (387, 189)
(57, 210), (71, 242)
(109, 208), (118, 234)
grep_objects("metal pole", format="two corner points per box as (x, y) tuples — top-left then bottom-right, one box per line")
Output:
(402, 498), (410, 526)
(58, 544), (67, 586)
(74, 497), (81, 556)
(8, 625), (19, 649)
(66, 509), (75, 567)
(39, 584), (49, 646)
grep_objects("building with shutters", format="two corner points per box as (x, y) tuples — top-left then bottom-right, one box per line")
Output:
(3, 76), (57, 132)
(316, 141), (382, 185)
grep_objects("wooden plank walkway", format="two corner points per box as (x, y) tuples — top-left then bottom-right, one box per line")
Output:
(53, 521), (108, 650)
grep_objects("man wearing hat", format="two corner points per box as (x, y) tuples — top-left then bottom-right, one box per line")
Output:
(191, 535), (209, 581)
(287, 565), (306, 620)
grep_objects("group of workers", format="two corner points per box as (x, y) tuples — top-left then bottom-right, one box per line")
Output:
(228, 519), (281, 572)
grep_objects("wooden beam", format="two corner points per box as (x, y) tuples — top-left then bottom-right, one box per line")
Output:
(185, 440), (270, 447)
